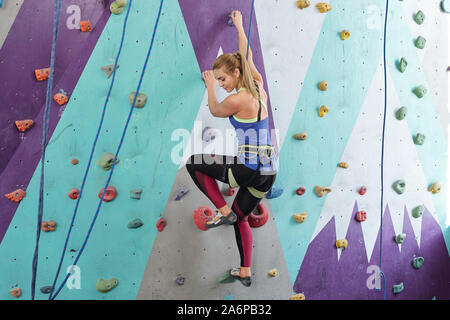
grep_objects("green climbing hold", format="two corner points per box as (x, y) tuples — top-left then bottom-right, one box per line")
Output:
(96, 278), (119, 293)
(414, 133), (426, 145)
(414, 36), (426, 49)
(127, 218), (144, 229)
(412, 257), (424, 269)
(393, 282), (404, 294)
(130, 188), (143, 200)
(412, 205), (424, 218)
(129, 92), (147, 108)
(395, 233), (406, 244)
(413, 85), (427, 98)
(414, 10), (425, 25)
(392, 180), (406, 194)
(97, 153), (119, 170)
(397, 57), (408, 73)
(110, 2), (123, 15)
(218, 270), (236, 284)
(395, 106), (408, 120)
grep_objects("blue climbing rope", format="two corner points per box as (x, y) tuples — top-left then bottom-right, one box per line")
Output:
(245, 0), (255, 60)
(31, 0), (62, 301)
(377, 0), (389, 301)
(49, 0), (164, 300)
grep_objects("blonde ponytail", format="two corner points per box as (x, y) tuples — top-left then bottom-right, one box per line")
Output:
(212, 51), (259, 99)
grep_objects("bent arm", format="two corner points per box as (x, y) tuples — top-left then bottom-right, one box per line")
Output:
(207, 87), (240, 118)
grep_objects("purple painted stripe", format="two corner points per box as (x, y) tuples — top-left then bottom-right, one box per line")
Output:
(0, 1), (111, 244)
(178, 0), (278, 153)
(294, 203), (450, 299)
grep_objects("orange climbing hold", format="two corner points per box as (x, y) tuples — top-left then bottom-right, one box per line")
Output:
(15, 119), (34, 132)
(80, 21), (92, 32)
(41, 220), (56, 232)
(35, 68), (50, 81)
(53, 92), (68, 105)
(5, 189), (26, 203)
(10, 288), (22, 298)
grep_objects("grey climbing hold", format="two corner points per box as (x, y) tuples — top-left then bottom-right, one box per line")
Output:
(129, 92), (147, 108)
(174, 187), (189, 200)
(395, 233), (406, 244)
(101, 64), (119, 79)
(96, 278), (119, 293)
(413, 85), (427, 98)
(397, 58), (407, 73)
(175, 276), (185, 286)
(412, 257), (424, 269)
(395, 106), (408, 120)
(392, 180), (406, 194)
(412, 205), (424, 218)
(127, 218), (144, 229)
(414, 10), (425, 25)
(413, 133), (426, 145)
(130, 188), (143, 200)
(202, 126), (217, 142)
(393, 282), (404, 294)
(97, 152), (119, 170)
(414, 36), (426, 49)
(40, 286), (53, 294)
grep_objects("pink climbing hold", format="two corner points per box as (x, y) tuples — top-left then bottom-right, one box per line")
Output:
(98, 186), (117, 202)
(156, 218), (166, 232)
(193, 206), (215, 231)
(356, 211), (367, 222)
(68, 188), (80, 199)
(358, 186), (367, 195)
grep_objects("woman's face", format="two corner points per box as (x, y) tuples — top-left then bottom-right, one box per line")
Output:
(213, 67), (240, 93)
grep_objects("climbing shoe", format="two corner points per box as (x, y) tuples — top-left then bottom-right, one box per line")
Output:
(205, 212), (237, 228)
(230, 268), (252, 287)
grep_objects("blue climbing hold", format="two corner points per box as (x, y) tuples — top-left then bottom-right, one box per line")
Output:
(266, 187), (283, 199)
(0, 0), (4, 8)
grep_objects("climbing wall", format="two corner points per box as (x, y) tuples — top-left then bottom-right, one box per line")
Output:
(0, 0), (449, 300)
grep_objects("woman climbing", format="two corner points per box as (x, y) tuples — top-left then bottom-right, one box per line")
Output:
(186, 10), (277, 287)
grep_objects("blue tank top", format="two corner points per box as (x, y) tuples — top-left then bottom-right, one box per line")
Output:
(228, 87), (278, 173)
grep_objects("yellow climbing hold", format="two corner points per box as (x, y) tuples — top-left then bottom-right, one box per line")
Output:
(428, 182), (441, 194)
(316, 3), (332, 13)
(296, 0), (310, 9)
(291, 293), (306, 300)
(315, 185), (331, 197)
(340, 30), (350, 40)
(294, 132), (308, 140)
(319, 80), (328, 91)
(268, 269), (278, 277)
(336, 239), (348, 250)
(293, 213), (307, 223)
(318, 105), (329, 117)
(338, 162), (349, 168)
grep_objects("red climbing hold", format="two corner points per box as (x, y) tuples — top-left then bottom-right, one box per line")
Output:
(193, 206), (215, 231)
(248, 203), (269, 228)
(296, 187), (306, 196)
(356, 211), (367, 222)
(80, 21), (92, 32)
(15, 119), (34, 132)
(225, 188), (236, 196)
(71, 158), (78, 165)
(68, 188), (80, 199)
(5, 189), (26, 203)
(53, 92), (68, 106)
(156, 218), (166, 232)
(358, 186), (367, 195)
(98, 186), (117, 202)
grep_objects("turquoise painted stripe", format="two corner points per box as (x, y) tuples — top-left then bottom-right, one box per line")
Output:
(388, 2), (448, 254)
(268, 0), (447, 284)
(0, 0), (202, 300)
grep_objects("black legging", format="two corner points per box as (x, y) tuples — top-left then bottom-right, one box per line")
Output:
(186, 153), (276, 268)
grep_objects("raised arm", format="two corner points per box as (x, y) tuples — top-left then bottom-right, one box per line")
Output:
(231, 11), (263, 84)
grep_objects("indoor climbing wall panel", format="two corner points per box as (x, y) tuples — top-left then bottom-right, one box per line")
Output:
(0, 0), (449, 300)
